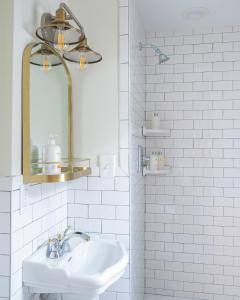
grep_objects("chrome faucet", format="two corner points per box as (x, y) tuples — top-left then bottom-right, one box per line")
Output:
(46, 226), (90, 259)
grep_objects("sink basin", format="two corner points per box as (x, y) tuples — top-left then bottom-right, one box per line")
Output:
(23, 237), (128, 300)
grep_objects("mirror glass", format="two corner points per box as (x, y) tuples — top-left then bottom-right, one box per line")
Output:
(29, 44), (69, 175)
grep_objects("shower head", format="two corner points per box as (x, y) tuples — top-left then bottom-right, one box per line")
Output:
(159, 53), (170, 64)
(139, 42), (170, 64)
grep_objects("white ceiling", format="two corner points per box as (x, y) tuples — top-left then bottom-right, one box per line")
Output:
(137, 0), (240, 32)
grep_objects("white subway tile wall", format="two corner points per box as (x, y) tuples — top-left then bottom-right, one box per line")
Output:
(68, 178), (130, 300)
(0, 191), (11, 299)
(145, 27), (240, 299)
(11, 183), (68, 300)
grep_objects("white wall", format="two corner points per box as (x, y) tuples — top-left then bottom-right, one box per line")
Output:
(67, 2), (131, 300)
(4, 0), (121, 172)
(145, 26), (240, 299)
(3, 2), (69, 300)
(0, 0), (13, 176)
(11, 0), (64, 176)
(69, 0), (119, 165)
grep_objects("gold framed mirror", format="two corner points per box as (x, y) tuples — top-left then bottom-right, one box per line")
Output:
(22, 42), (91, 184)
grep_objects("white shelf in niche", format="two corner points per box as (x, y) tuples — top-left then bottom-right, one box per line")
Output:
(143, 166), (171, 176)
(142, 126), (170, 137)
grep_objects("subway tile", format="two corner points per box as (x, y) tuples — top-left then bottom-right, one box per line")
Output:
(23, 219), (42, 245)
(120, 35), (129, 63)
(75, 218), (102, 233)
(102, 191), (129, 205)
(119, 64), (129, 92)
(0, 255), (10, 276)
(120, 120), (129, 148)
(102, 220), (129, 234)
(0, 234), (10, 255)
(194, 43), (212, 53)
(0, 275), (10, 297)
(74, 191), (101, 204)
(119, 92), (129, 120)
(0, 192), (10, 212)
(184, 35), (203, 45)
(119, 7), (128, 35)
(0, 213), (10, 234)
(88, 177), (115, 191)
(115, 177), (129, 192)
(89, 205), (116, 219)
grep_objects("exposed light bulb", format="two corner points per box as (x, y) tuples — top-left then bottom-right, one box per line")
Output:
(79, 55), (88, 71)
(42, 56), (51, 73)
(57, 30), (65, 50)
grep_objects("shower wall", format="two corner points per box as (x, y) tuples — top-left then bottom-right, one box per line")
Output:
(129, 0), (145, 299)
(144, 26), (240, 299)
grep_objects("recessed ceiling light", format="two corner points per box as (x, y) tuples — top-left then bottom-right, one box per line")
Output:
(183, 7), (209, 20)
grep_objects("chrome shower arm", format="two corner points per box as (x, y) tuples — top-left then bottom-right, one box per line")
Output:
(139, 42), (170, 64)
(60, 2), (85, 35)
(139, 42), (162, 54)
(139, 42), (158, 51)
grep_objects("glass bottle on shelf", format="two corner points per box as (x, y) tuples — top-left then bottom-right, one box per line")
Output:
(151, 112), (160, 130)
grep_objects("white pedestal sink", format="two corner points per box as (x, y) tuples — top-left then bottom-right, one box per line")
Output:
(23, 237), (128, 300)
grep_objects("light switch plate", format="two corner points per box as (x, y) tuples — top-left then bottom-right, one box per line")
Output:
(99, 155), (116, 178)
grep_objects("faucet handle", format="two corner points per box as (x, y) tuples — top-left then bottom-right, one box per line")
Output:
(55, 226), (71, 242)
(63, 225), (71, 237)
(48, 237), (59, 247)
(57, 225), (72, 242)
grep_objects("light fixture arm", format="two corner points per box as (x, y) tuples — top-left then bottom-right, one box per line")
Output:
(60, 2), (85, 36)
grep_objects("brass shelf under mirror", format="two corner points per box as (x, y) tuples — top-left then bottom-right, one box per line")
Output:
(22, 42), (91, 183)
(28, 158), (91, 183)
(26, 167), (91, 183)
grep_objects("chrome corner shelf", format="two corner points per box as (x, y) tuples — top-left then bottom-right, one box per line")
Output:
(143, 166), (171, 176)
(142, 126), (170, 137)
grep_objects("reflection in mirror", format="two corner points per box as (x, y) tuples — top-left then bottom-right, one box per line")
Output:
(29, 44), (68, 175)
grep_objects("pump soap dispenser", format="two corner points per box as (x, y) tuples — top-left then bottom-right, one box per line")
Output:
(42, 135), (61, 175)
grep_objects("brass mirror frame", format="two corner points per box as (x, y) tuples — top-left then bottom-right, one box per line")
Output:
(22, 42), (91, 183)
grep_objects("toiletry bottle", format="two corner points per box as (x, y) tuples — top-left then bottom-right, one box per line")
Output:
(151, 112), (160, 130)
(150, 152), (159, 170)
(42, 135), (61, 175)
(158, 151), (165, 169)
(31, 142), (39, 175)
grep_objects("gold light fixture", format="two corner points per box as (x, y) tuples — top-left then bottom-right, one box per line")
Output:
(30, 45), (62, 73)
(35, 2), (102, 68)
(63, 38), (102, 71)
